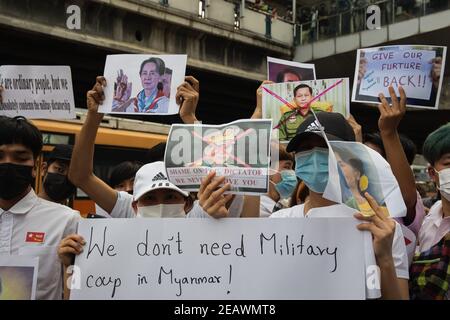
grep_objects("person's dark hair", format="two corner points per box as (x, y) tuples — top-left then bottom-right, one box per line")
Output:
(276, 68), (302, 83)
(364, 132), (417, 165)
(145, 142), (167, 163)
(279, 145), (294, 162)
(139, 57), (165, 76)
(293, 84), (313, 96)
(348, 158), (364, 175)
(399, 134), (417, 165)
(0, 116), (42, 160)
(423, 122), (450, 166)
(363, 132), (385, 157)
(109, 161), (143, 189)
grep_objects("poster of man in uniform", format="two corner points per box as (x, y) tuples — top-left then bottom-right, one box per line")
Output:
(267, 57), (316, 83)
(352, 45), (446, 109)
(164, 119), (272, 195)
(99, 54), (187, 115)
(262, 78), (350, 143)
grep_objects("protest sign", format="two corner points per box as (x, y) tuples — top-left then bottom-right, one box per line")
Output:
(262, 78), (349, 143)
(0, 256), (38, 300)
(267, 57), (316, 82)
(70, 218), (367, 300)
(99, 54), (187, 115)
(323, 141), (407, 218)
(164, 119), (272, 195)
(0, 65), (75, 119)
(352, 45), (447, 109)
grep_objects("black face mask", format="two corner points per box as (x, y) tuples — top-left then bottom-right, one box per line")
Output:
(43, 172), (77, 202)
(0, 163), (34, 200)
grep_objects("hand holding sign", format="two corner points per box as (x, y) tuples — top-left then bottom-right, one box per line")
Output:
(431, 57), (442, 89)
(198, 171), (233, 218)
(354, 192), (396, 262)
(177, 76), (200, 124)
(253, 80), (274, 119)
(58, 234), (86, 267)
(377, 86), (406, 136)
(87, 76), (106, 119)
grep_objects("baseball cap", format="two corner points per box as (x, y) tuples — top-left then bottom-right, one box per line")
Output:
(286, 112), (355, 153)
(47, 144), (73, 162)
(133, 161), (189, 201)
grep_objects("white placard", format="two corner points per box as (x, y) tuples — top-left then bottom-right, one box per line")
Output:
(70, 218), (367, 300)
(0, 65), (75, 119)
(352, 45), (447, 109)
(99, 54), (187, 115)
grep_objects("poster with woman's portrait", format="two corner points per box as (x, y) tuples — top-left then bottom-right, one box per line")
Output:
(99, 54), (187, 115)
(324, 141), (407, 218)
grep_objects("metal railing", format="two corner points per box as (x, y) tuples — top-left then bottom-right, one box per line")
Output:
(294, 0), (450, 45)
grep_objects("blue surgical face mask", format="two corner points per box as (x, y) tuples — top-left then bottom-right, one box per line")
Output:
(273, 170), (297, 199)
(295, 147), (329, 193)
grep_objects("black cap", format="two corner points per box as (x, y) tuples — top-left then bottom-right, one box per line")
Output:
(286, 112), (355, 153)
(47, 144), (73, 162)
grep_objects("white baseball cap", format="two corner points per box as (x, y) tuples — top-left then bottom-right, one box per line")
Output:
(133, 161), (189, 201)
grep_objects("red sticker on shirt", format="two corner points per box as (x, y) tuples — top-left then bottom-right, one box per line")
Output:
(26, 232), (45, 243)
(404, 236), (412, 246)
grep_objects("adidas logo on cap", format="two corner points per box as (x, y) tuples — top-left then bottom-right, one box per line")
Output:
(152, 172), (167, 181)
(305, 120), (324, 133)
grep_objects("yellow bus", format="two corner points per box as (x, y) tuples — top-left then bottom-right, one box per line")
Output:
(31, 110), (169, 216)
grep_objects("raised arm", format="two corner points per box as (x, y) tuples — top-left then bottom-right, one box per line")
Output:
(68, 76), (118, 213)
(355, 193), (409, 300)
(378, 86), (418, 225)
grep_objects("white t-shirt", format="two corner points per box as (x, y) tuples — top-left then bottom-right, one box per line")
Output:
(271, 203), (409, 299)
(0, 190), (81, 300)
(109, 191), (135, 218)
(260, 195), (276, 218)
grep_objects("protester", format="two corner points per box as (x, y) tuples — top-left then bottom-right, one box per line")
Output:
(362, 86), (426, 240)
(68, 76), (200, 218)
(410, 122), (450, 299)
(0, 116), (80, 300)
(38, 144), (77, 205)
(196, 112), (409, 299)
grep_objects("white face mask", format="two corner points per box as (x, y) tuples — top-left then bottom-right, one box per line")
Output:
(137, 203), (186, 218)
(436, 167), (450, 201)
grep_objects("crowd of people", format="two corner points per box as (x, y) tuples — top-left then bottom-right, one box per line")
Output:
(0, 54), (449, 300)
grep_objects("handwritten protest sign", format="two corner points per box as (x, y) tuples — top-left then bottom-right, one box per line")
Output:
(0, 66), (75, 119)
(70, 218), (367, 300)
(267, 57), (316, 82)
(164, 119), (272, 195)
(0, 256), (38, 300)
(99, 54), (187, 115)
(352, 45), (447, 109)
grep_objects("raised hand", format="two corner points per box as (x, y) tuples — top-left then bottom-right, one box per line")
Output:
(198, 170), (233, 218)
